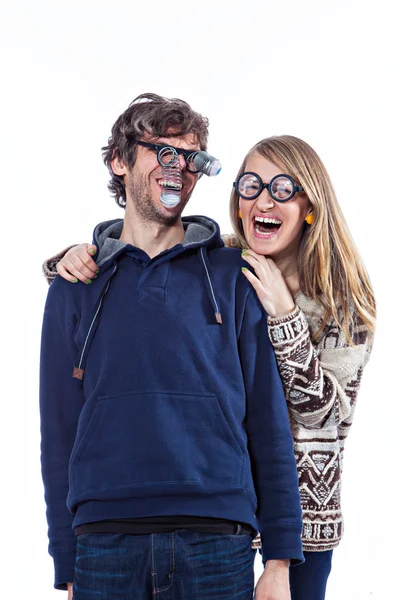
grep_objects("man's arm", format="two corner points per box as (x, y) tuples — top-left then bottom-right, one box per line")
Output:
(40, 280), (85, 589)
(238, 287), (303, 565)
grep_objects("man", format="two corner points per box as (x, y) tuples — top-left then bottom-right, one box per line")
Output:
(40, 93), (303, 600)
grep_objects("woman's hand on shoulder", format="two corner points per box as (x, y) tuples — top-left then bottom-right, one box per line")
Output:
(241, 249), (296, 318)
(57, 243), (98, 284)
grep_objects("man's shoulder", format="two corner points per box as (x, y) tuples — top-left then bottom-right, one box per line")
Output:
(207, 247), (248, 283)
(208, 245), (243, 265)
(205, 246), (255, 308)
(45, 272), (87, 311)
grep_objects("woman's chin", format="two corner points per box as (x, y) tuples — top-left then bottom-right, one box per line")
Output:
(247, 233), (280, 256)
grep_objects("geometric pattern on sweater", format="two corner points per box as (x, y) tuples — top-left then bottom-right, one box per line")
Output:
(260, 294), (372, 552)
(297, 449), (340, 509)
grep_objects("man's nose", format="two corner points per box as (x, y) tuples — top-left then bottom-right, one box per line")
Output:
(177, 154), (186, 171)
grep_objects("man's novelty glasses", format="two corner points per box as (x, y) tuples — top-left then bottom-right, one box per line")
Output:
(136, 140), (201, 173)
(233, 172), (304, 202)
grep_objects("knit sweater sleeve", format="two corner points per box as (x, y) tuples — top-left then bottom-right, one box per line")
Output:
(267, 305), (372, 429)
(42, 246), (78, 285)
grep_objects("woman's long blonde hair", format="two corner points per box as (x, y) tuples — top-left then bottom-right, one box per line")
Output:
(229, 135), (376, 342)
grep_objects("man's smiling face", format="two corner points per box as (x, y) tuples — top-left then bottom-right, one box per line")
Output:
(112, 130), (201, 225)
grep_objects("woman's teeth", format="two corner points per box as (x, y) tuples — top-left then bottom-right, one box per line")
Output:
(254, 216), (282, 236)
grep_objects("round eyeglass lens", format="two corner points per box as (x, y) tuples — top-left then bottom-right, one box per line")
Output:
(270, 176), (294, 201)
(238, 173), (261, 198)
(158, 146), (179, 167)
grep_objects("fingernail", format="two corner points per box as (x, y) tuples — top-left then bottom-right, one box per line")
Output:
(241, 267), (248, 273)
(95, 268), (99, 274)
(72, 277), (78, 283)
(241, 250), (247, 256)
(89, 249), (96, 255)
(86, 279), (93, 285)
(93, 275), (98, 280)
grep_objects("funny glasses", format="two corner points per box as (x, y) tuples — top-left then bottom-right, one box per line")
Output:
(136, 141), (221, 176)
(233, 172), (303, 202)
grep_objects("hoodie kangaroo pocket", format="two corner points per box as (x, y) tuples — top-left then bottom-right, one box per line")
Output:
(69, 391), (244, 496)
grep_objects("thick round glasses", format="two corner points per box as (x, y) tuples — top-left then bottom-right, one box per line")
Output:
(233, 172), (304, 202)
(136, 141), (200, 173)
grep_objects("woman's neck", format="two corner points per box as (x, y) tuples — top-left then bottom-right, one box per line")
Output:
(273, 254), (301, 297)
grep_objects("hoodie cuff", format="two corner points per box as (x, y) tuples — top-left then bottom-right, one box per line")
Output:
(267, 305), (309, 349)
(53, 550), (76, 590)
(260, 525), (304, 566)
(42, 245), (77, 285)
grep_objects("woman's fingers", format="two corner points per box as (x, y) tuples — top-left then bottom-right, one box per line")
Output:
(57, 257), (95, 283)
(241, 252), (295, 318)
(57, 243), (99, 283)
(56, 262), (81, 284)
(242, 248), (278, 272)
(242, 248), (270, 262)
(242, 250), (276, 273)
(241, 254), (271, 287)
(65, 243), (98, 273)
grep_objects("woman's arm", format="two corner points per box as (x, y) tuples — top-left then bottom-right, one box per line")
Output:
(240, 249), (372, 430)
(42, 243), (98, 285)
(49, 232), (235, 285)
(238, 287), (303, 565)
(268, 306), (372, 429)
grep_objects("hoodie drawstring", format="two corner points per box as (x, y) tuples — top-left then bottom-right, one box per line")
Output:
(73, 248), (222, 382)
(199, 247), (222, 324)
(72, 263), (119, 380)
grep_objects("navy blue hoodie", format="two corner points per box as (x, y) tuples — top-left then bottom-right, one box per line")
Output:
(40, 216), (303, 589)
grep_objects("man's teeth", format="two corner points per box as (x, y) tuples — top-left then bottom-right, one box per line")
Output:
(254, 216), (282, 225)
(158, 180), (183, 190)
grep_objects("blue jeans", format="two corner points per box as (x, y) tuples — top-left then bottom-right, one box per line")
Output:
(73, 531), (256, 599)
(289, 550), (333, 600)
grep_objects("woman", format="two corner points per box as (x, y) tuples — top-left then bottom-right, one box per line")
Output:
(44, 135), (375, 600)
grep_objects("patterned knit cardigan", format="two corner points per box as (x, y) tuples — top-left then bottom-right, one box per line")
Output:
(43, 248), (372, 552)
(251, 293), (372, 552)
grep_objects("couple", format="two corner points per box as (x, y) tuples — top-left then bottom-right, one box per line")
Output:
(40, 93), (375, 600)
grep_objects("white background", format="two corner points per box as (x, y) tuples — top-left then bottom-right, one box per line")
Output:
(1, 1), (399, 598)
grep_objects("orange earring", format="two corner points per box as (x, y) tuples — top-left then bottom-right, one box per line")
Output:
(305, 213), (314, 225)
(238, 209), (242, 219)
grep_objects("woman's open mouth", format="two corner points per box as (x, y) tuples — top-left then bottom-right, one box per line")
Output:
(253, 215), (282, 238)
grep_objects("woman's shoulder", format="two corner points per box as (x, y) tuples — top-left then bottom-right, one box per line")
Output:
(295, 292), (325, 325)
(296, 292), (371, 351)
(222, 233), (243, 249)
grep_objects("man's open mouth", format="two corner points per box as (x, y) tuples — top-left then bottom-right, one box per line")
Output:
(157, 179), (183, 191)
(253, 216), (282, 236)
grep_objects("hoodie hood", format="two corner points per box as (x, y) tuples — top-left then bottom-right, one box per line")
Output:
(93, 215), (223, 268)
(71, 215), (226, 380)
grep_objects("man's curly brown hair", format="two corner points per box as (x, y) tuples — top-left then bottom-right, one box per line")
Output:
(102, 93), (209, 208)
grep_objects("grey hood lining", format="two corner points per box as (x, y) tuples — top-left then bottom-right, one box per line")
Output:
(94, 217), (218, 267)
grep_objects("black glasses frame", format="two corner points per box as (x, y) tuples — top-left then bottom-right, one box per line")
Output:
(136, 141), (200, 173)
(233, 171), (304, 202)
